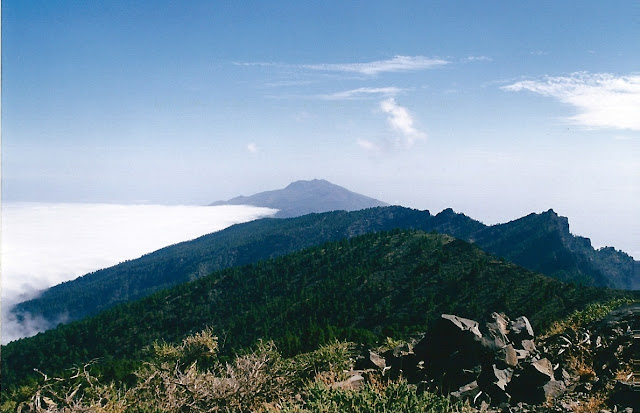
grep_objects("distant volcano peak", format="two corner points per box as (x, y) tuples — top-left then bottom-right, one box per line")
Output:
(211, 179), (388, 218)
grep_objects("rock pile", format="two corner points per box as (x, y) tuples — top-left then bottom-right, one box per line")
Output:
(413, 312), (562, 405)
(540, 305), (639, 410)
(353, 307), (639, 411)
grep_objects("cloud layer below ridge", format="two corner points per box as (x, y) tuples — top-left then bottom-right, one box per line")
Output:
(1, 203), (276, 343)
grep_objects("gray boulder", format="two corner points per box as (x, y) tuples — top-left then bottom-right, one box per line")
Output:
(510, 316), (534, 343)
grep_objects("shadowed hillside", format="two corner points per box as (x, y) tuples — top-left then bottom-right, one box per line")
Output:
(3, 229), (634, 392)
(9, 207), (638, 339)
(472, 209), (638, 288)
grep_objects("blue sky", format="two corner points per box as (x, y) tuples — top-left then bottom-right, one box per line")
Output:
(2, 1), (639, 257)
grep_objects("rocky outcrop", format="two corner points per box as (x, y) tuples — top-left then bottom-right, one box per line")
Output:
(413, 312), (561, 405)
(354, 306), (639, 411)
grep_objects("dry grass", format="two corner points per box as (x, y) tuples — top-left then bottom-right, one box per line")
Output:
(615, 368), (633, 382)
(313, 370), (344, 387)
(569, 394), (606, 413)
(541, 298), (635, 339)
(17, 362), (129, 413)
(569, 357), (596, 382)
(134, 339), (291, 412)
(13, 330), (359, 413)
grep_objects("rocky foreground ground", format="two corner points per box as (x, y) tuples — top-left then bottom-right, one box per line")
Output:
(344, 305), (640, 412)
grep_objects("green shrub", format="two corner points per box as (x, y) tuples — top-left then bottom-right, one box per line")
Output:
(287, 341), (354, 384)
(542, 297), (635, 337)
(280, 380), (471, 413)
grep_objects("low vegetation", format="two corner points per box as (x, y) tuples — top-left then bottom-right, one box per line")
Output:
(3, 328), (470, 413)
(279, 381), (470, 413)
(4, 230), (635, 404)
(541, 297), (635, 338)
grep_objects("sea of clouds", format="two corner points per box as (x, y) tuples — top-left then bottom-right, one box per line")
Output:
(1, 203), (277, 344)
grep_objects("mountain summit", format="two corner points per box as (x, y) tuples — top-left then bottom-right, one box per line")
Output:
(210, 179), (388, 218)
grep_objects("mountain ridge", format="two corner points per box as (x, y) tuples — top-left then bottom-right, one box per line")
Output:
(4, 229), (634, 389)
(9, 205), (638, 342)
(474, 208), (638, 288)
(210, 179), (389, 218)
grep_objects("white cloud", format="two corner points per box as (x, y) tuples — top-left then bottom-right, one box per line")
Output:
(320, 87), (403, 100)
(302, 55), (450, 76)
(1, 203), (277, 343)
(503, 72), (640, 131)
(357, 138), (382, 153)
(380, 98), (426, 146)
(264, 80), (314, 88)
(236, 56), (449, 76)
(465, 55), (493, 62)
(233, 61), (280, 68)
(247, 142), (259, 153)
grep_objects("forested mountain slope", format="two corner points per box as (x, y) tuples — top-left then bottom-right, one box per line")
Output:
(473, 209), (638, 288)
(10, 207), (638, 337)
(3, 229), (634, 390)
(11, 207), (431, 327)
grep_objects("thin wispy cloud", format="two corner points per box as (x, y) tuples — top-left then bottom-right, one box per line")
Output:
(233, 61), (280, 68)
(465, 55), (493, 62)
(357, 138), (382, 153)
(303, 55), (449, 76)
(319, 87), (403, 100)
(247, 142), (259, 153)
(380, 98), (426, 146)
(264, 80), (314, 88)
(503, 72), (640, 131)
(238, 56), (449, 76)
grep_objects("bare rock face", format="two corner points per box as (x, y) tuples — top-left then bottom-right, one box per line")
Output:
(540, 304), (640, 411)
(382, 342), (421, 382)
(366, 350), (386, 370)
(510, 316), (534, 343)
(331, 372), (365, 390)
(450, 380), (480, 401)
(507, 358), (555, 404)
(410, 312), (550, 405)
(413, 314), (491, 392)
(497, 344), (518, 367)
(485, 312), (510, 349)
(357, 306), (639, 411)
(477, 364), (513, 404)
